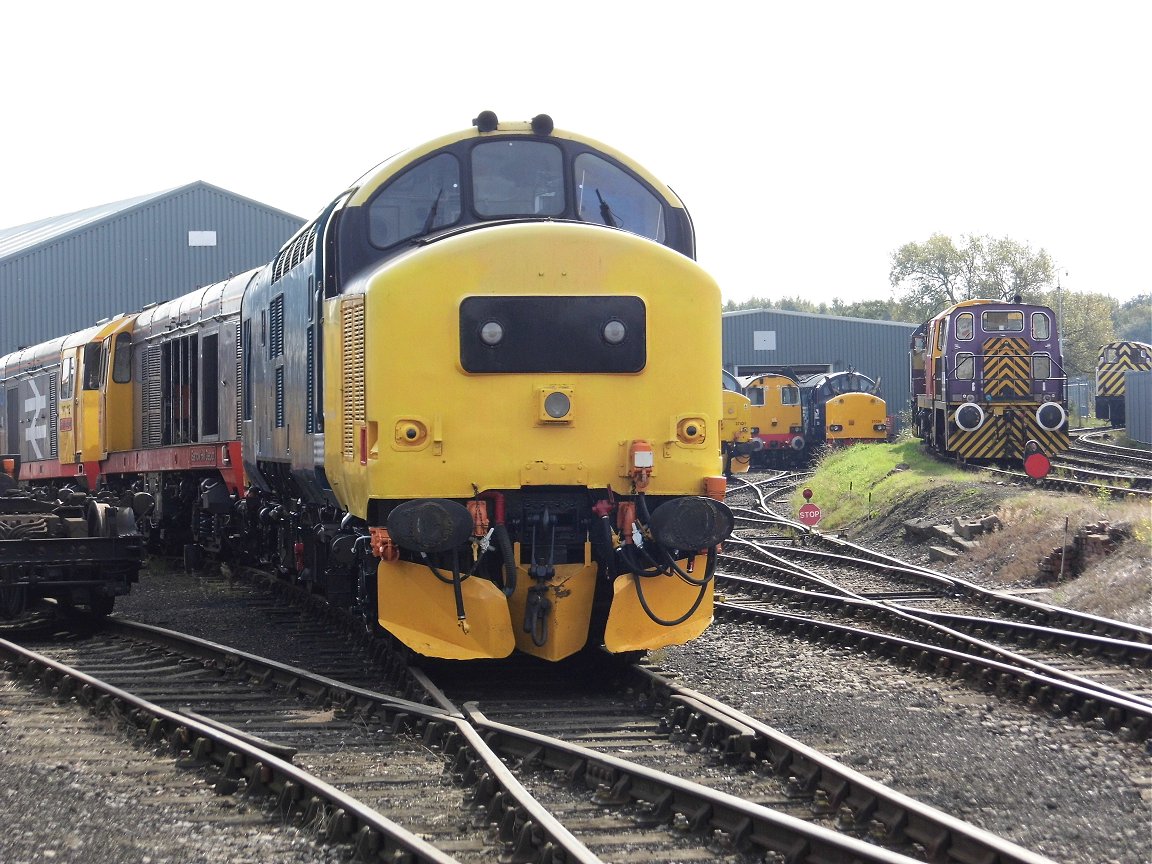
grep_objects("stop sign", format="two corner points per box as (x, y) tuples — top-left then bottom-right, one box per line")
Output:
(798, 503), (822, 526)
(1024, 452), (1051, 479)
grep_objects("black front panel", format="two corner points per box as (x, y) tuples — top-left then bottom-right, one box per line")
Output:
(460, 296), (646, 373)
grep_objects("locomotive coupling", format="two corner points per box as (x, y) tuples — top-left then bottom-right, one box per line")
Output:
(732, 439), (764, 457)
(647, 496), (734, 550)
(386, 499), (474, 553)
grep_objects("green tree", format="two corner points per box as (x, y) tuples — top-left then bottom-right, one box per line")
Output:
(722, 294), (919, 322)
(1112, 294), (1151, 343)
(1041, 289), (1117, 377)
(889, 233), (1055, 319)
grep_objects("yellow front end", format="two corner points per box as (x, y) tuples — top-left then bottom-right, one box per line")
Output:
(826, 393), (888, 444)
(323, 223), (724, 661)
(720, 390), (754, 475)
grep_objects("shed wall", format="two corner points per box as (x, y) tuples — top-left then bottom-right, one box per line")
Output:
(0, 186), (303, 352)
(723, 309), (917, 432)
(1125, 371), (1152, 445)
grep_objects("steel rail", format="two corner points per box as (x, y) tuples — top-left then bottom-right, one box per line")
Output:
(628, 665), (1057, 864)
(812, 532), (1152, 645)
(716, 573), (1152, 709)
(0, 635), (461, 864)
(464, 702), (935, 864)
(6, 618), (604, 864)
(714, 602), (1152, 741)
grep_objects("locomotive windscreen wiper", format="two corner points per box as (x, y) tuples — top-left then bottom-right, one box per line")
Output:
(596, 189), (617, 228)
(420, 188), (443, 236)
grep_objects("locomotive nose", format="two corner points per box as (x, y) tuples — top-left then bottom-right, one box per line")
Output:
(648, 496), (734, 550)
(386, 498), (474, 553)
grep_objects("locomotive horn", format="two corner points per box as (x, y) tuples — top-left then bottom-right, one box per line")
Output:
(386, 499), (474, 553)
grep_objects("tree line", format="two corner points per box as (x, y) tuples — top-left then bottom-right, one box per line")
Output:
(722, 232), (1151, 377)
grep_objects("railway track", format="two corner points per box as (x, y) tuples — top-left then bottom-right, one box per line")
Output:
(1, 582), (1058, 864)
(723, 478), (1152, 740)
(1072, 430), (1152, 470)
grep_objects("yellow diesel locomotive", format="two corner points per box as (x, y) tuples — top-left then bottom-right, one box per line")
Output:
(0, 113), (733, 661)
(798, 370), (889, 451)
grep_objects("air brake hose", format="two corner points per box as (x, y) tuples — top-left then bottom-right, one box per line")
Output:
(631, 545), (716, 627)
(495, 523), (517, 596)
(478, 491), (517, 596)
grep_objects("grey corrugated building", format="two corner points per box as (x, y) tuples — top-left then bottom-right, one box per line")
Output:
(1125, 371), (1151, 445)
(0, 182), (305, 354)
(723, 308), (917, 431)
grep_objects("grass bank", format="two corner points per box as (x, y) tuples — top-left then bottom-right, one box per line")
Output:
(791, 437), (1151, 627)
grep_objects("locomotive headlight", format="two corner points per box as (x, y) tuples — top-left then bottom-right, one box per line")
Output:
(954, 403), (985, 432)
(1036, 402), (1066, 431)
(479, 320), (504, 346)
(538, 387), (573, 423)
(602, 319), (627, 344)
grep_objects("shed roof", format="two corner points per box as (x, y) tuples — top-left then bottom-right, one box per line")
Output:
(0, 181), (303, 260)
(723, 306), (917, 329)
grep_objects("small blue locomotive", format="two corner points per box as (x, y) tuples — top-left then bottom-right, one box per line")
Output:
(909, 298), (1069, 477)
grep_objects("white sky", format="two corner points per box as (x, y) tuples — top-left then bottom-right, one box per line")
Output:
(3, 1), (1149, 307)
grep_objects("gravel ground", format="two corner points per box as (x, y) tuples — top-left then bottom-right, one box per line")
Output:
(2, 540), (1149, 864)
(0, 665), (343, 864)
(657, 624), (1150, 864)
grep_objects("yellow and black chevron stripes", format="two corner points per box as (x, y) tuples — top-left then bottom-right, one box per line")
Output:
(946, 405), (1068, 461)
(1096, 342), (1152, 397)
(982, 337), (1031, 397)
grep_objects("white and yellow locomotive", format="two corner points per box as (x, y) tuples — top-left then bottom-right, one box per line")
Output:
(1, 113), (733, 659)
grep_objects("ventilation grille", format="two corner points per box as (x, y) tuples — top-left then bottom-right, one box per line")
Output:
(275, 367), (285, 428)
(235, 322), (243, 436)
(306, 325), (315, 435)
(142, 346), (163, 447)
(341, 301), (365, 461)
(269, 294), (284, 359)
(48, 373), (58, 459)
(271, 227), (316, 284)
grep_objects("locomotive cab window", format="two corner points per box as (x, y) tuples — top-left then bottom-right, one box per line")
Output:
(60, 356), (74, 400)
(955, 352), (975, 379)
(1031, 313), (1051, 340)
(955, 312), (974, 340)
(83, 343), (102, 390)
(748, 388), (765, 406)
(1103, 348), (1119, 363)
(368, 153), (462, 247)
(575, 153), (665, 242)
(781, 385), (800, 406)
(1032, 354), (1053, 379)
(982, 310), (1023, 332)
(112, 332), (132, 383)
(472, 140), (564, 217)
